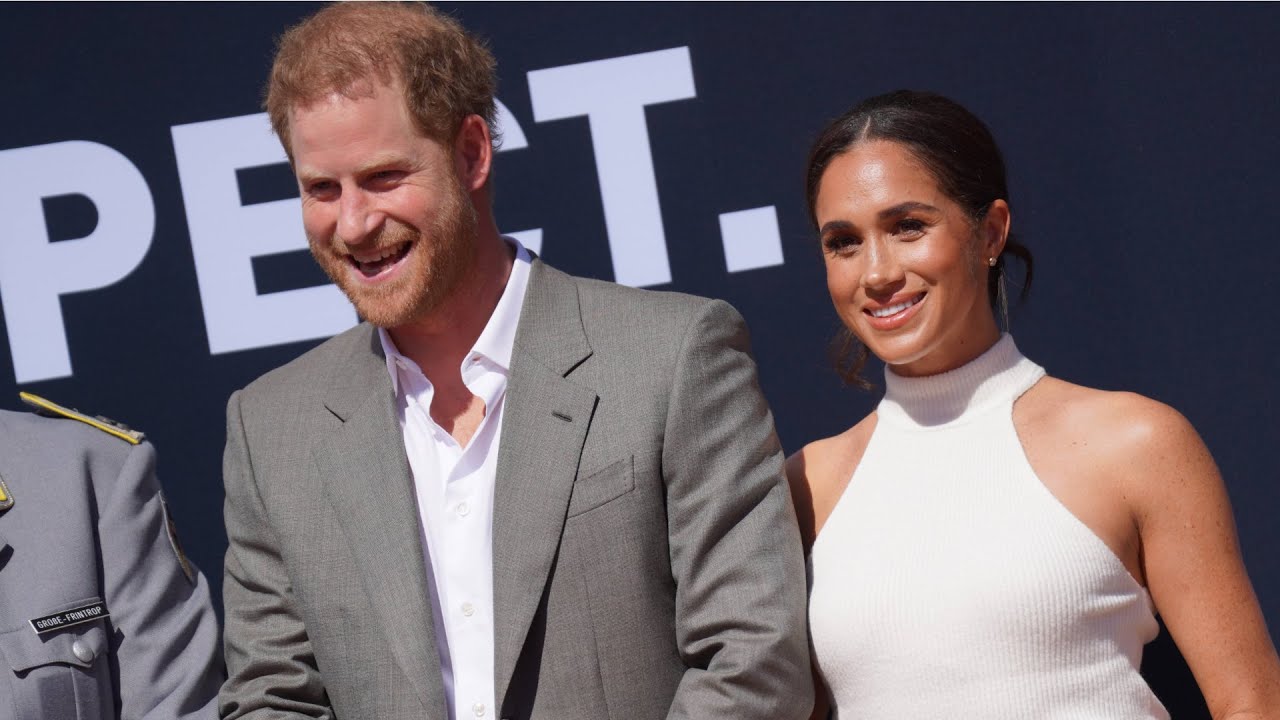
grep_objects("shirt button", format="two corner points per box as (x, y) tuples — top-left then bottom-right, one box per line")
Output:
(72, 639), (94, 663)
(456, 502), (470, 517)
(473, 702), (486, 716)
(461, 602), (475, 617)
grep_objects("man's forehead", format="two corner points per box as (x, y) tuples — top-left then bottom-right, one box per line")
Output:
(287, 78), (426, 144)
(289, 77), (394, 117)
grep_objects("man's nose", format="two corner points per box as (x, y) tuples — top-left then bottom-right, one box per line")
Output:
(336, 189), (381, 245)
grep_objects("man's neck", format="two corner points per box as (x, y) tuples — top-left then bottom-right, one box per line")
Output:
(388, 228), (515, 386)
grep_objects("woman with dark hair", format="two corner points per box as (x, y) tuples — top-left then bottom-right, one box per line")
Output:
(788, 90), (1280, 718)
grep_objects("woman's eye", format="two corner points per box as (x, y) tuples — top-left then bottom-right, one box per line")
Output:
(823, 234), (861, 255)
(895, 218), (926, 235)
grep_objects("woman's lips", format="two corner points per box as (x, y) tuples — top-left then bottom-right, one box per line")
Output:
(863, 292), (925, 331)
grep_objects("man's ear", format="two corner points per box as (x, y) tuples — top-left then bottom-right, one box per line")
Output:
(453, 114), (492, 192)
(983, 198), (1011, 259)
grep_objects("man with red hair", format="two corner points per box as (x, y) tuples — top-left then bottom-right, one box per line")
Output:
(219, 4), (811, 719)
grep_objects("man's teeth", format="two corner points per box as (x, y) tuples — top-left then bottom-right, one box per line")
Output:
(869, 296), (921, 318)
(352, 244), (405, 264)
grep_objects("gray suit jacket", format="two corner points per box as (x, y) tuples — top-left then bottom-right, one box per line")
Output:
(220, 260), (812, 719)
(0, 408), (223, 720)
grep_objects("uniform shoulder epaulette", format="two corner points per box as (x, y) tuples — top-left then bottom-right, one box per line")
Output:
(18, 392), (146, 445)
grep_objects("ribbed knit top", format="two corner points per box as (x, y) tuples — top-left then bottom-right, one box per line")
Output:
(808, 335), (1169, 719)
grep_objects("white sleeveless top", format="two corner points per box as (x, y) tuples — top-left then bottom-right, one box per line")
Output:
(808, 335), (1169, 719)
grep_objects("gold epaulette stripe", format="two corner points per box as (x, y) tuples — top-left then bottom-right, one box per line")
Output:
(18, 392), (144, 445)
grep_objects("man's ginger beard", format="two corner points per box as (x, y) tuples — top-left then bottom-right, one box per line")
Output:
(308, 173), (478, 329)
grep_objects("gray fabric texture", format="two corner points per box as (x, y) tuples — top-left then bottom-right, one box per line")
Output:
(0, 409), (224, 720)
(219, 260), (813, 720)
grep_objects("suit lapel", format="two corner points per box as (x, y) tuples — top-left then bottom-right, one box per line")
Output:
(492, 261), (597, 705)
(311, 327), (447, 718)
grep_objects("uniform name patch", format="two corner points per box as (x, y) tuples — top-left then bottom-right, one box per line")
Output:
(29, 601), (109, 634)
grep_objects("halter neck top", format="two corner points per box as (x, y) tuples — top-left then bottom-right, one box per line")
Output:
(808, 334), (1168, 719)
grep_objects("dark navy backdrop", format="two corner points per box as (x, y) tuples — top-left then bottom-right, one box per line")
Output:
(3, 4), (1277, 715)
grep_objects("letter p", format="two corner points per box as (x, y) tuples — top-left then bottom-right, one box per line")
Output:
(0, 141), (153, 382)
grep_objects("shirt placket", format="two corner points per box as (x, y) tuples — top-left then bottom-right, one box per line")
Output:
(441, 354), (505, 719)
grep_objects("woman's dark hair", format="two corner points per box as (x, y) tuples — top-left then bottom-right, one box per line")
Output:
(805, 90), (1034, 388)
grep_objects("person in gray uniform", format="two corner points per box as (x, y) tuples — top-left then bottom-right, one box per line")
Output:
(0, 393), (223, 719)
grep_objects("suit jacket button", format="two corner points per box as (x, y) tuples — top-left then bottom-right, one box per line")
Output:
(72, 639), (95, 663)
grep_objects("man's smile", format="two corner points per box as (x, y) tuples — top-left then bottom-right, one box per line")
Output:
(348, 241), (412, 279)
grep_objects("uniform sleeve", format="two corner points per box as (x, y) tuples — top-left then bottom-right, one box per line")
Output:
(661, 299), (815, 720)
(219, 390), (332, 719)
(98, 438), (224, 719)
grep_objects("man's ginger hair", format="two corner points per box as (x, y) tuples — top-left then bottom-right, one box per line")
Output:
(265, 2), (498, 157)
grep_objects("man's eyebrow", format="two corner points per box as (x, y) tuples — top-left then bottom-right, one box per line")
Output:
(878, 201), (941, 219)
(294, 168), (325, 187)
(355, 153), (413, 175)
(293, 154), (417, 184)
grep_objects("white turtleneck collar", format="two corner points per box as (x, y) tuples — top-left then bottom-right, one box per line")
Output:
(877, 334), (1046, 428)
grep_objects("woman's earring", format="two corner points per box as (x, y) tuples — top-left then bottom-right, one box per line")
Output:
(988, 256), (997, 267)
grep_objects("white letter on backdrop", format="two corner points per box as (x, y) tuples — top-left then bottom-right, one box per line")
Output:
(171, 112), (357, 355)
(528, 47), (696, 287)
(0, 141), (153, 382)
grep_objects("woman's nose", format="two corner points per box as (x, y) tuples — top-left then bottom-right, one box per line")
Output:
(861, 241), (904, 291)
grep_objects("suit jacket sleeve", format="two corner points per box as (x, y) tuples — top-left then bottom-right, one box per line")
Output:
(220, 390), (333, 719)
(661, 299), (814, 719)
(100, 439), (224, 719)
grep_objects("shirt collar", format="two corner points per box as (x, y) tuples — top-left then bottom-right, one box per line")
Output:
(378, 236), (532, 395)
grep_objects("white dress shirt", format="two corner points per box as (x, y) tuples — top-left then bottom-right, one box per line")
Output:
(378, 238), (531, 720)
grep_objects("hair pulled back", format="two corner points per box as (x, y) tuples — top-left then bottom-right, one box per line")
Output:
(805, 90), (1033, 387)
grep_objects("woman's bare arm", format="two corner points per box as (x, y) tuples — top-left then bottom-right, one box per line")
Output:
(1115, 396), (1280, 718)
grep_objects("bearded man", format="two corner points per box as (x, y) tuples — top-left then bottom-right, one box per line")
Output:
(218, 4), (812, 719)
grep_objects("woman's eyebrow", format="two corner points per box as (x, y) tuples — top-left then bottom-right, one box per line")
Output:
(878, 201), (941, 219)
(819, 219), (856, 236)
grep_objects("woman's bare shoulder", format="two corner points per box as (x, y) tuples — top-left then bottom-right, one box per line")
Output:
(1023, 376), (1198, 449)
(787, 414), (878, 550)
(1019, 375), (1210, 495)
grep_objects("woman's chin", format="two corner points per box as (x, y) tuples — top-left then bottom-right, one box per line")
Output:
(859, 329), (930, 368)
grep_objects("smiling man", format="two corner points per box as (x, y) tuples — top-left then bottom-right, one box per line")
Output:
(217, 4), (811, 720)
